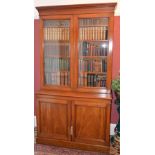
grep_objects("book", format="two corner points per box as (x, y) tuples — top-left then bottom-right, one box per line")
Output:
(93, 60), (102, 72)
(102, 60), (107, 72)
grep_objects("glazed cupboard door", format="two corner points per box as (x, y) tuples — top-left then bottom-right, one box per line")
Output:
(37, 98), (71, 141)
(72, 100), (111, 146)
(40, 16), (74, 90)
(74, 14), (114, 93)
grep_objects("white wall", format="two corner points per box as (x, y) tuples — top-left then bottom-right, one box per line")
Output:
(34, 0), (120, 19)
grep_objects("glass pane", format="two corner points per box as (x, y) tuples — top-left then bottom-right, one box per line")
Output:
(78, 17), (109, 88)
(43, 20), (70, 86)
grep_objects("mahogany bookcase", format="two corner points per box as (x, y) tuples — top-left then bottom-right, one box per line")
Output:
(36, 3), (116, 153)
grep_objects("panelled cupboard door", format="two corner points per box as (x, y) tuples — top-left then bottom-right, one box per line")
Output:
(72, 100), (110, 145)
(37, 98), (71, 141)
(40, 15), (74, 90)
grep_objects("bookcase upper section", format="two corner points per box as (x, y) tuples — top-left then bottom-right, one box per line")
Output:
(36, 3), (116, 93)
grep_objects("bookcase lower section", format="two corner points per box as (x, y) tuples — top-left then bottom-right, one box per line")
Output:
(36, 137), (110, 153)
(36, 92), (111, 153)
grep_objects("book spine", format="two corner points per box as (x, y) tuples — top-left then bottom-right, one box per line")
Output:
(106, 27), (108, 40)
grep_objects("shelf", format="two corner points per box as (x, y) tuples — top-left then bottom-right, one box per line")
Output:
(79, 40), (109, 42)
(45, 56), (70, 58)
(45, 70), (70, 73)
(45, 84), (70, 87)
(44, 26), (70, 28)
(79, 71), (107, 74)
(79, 56), (107, 59)
(78, 86), (106, 88)
(44, 40), (70, 42)
(80, 25), (108, 27)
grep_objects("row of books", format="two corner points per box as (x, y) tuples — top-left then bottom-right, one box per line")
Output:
(79, 26), (108, 41)
(79, 59), (107, 72)
(44, 27), (69, 41)
(44, 58), (70, 72)
(45, 72), (70, 86)
(79, 18), (108, 26)
(79, 42), (108, 56)
(44, 43), (70, 57)
(79, 73), (106, 87)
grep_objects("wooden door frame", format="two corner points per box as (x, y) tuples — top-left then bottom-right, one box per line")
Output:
(73, 13), (114, 94)
(39, 15), (74, 91)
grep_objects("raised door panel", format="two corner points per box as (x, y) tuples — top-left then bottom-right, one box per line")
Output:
(37, 98), (71, 141)
(72, 100), (110, 145)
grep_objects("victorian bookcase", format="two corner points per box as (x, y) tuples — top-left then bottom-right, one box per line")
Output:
(36, 3), (116, 153)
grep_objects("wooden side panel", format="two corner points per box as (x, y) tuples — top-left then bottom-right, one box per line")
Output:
(37, 98), (71, 141)
(72, 100), (110, 145)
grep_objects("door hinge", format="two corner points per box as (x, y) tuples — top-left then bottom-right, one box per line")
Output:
(70, 126), (73, 136)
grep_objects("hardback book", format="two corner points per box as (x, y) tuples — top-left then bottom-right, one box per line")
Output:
(93, 60), (102, 72)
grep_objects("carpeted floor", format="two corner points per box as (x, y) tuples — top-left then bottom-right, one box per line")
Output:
(34, 129), (119, 155)
(34, 144), (110, 155)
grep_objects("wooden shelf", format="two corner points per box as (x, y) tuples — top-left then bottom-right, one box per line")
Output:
(79, 56), (107, 59)
(79, 71), (107, 74)
(45, 26), (70, 28)
(45, 56), (70, 58)
(45, 71), (70, 73)
(44, 40), (70, 42)
(80, 25), (108, 27)
(79, 86), (106, 88)
(79, 40), (109, 42)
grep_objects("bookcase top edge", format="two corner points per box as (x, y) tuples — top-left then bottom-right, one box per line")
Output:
(36, 3), (117, 11)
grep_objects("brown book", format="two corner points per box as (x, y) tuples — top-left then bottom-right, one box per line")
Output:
(82, 28), (85, 40)
(100, 27), (103, 40)
(64, 72), (67, 86)
(103, 27), (106, 40)
(67, 72), (70, 85)
(87, 27), (90, 41)
(91, 27), (93, 40)
(82, 28), (84, 40)
(60, 27), (61, 40)
(67, 27), (69, 40)
(48, 27), (50, 40)
(86, 27), (88, 40)
(57, 72), (60, 85)
(51, 27), (53, 40)
(93, 60), (102, 72)
(94, 27), (96, 40)
(59, 27), (62, 40)
(98, 27), (101, 40)
(84, 72), (87, 86)
(60, 72), (62, 85)
(67, 28), (69, 40)
(63, 28), (65, 40)
(57, 27), (59, 40)
(50, 27), (52, 40)
(52, 27), (54, 40)
(80, 28), (82, 40)
(53, 27), (56, 40)
(63, 72), (65, 85)
(64, 28), (67, 40)
(56, 28), (58, 40)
